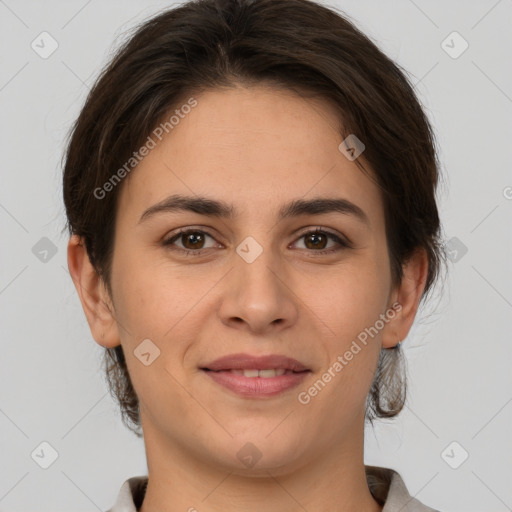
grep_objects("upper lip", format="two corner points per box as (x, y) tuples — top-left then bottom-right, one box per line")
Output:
(202, 353), (310, 372)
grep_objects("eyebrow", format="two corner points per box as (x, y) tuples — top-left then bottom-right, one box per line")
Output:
(138, 194), (370, 226)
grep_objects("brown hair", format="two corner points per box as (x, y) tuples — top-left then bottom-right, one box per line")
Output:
(62, 0), (446, 437)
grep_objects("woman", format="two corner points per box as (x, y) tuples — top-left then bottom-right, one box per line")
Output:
(63, 0), (446, 510)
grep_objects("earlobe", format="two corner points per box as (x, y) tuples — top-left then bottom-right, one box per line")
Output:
(67, 234), (120, 348)
(381, 247), (429, 349)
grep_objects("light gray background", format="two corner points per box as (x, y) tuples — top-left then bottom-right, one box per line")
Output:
(1, 1), (511, 511)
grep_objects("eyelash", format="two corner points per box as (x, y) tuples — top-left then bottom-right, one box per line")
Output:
(162, 226), (351, 257)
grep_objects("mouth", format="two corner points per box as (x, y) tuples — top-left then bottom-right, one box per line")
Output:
(202, 368), (306, 377)
(201, 352), (310, 372)
(200, 353), (311, 397)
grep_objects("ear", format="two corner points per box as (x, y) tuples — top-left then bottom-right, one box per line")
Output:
(67, 234), (120, 348)
(381, 247), (429, 349)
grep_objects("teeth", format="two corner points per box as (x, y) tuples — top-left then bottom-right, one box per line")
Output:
(229, 369), (288, 378)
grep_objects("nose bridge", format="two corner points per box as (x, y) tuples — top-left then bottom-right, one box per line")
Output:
(234, 236), (284, 298)
(219, 234), (297, 332)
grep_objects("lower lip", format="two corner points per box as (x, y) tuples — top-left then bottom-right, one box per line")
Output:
(202, 370), (310, 397)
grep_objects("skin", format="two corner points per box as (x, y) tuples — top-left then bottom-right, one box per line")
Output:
(68, 84), (428, 512)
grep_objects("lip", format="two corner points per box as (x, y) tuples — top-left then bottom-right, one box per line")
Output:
(203, 370), (309, 397)
(200, 353), (311, 398)
(202, 353), (309, 372)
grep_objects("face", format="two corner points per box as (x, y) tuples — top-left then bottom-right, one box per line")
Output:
(100, 85), (402, 474)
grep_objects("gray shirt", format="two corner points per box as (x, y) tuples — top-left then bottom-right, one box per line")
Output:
(106, 465), (440, 512)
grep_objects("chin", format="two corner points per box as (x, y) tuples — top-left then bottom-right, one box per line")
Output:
(206, 431), (307, 475)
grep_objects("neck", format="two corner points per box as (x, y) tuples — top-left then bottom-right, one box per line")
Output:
(138, 412), (382, 512)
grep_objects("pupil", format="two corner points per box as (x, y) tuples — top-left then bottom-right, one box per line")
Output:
(308, 233), (326, 249)
(185, 232), (203, 249)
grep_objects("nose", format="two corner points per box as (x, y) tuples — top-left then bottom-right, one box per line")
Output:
(218, 247), (298, 336)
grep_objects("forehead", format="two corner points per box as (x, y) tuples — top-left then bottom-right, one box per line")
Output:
(117, 85), (383, 226)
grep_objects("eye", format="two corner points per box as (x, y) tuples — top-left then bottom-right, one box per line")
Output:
(162, 228), (219, 256)
(292, 227), (351, 255)
(162, 226), (351, 257)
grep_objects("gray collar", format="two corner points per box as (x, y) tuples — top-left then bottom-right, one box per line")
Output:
(106, 465), (440, 512)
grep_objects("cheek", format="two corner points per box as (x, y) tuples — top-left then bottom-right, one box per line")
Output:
(111, 249), (218, 345)
(322, 257), (390, 336)
(313, 270), (386, 386)
(312, 259), (389, 408)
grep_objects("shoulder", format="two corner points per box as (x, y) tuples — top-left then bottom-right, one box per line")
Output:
(107, 469), (442, 512)
(105, 476), (148, 512)
(365, 465), (441, 512)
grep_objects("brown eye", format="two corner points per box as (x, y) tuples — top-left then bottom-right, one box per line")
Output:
(163, 227), (350, 257)
(294, 228), (350, 255)
(304, 232), (328, 250)
(163, 229), (218, 255)
(180, 231), (206, 250)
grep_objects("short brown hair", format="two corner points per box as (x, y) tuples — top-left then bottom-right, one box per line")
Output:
(62, 0), (446, 437)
